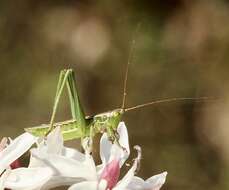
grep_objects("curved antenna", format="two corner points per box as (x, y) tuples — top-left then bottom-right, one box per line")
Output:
(121, 23), (141, 109)
(124, 97), (214, 112)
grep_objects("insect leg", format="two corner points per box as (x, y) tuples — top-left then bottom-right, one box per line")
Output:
(66, 69), (87, 140)
(47, 69), (71, 134)
(105, 124), (123, 148)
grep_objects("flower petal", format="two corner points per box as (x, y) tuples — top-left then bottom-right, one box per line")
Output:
(4, 167), (53, 190)
(100, 159), (120, 189)
(113, 146), (141, 190)
(100, 132), (112, 165)
(0, 133), (36, 174)
(0, 137), (8, 151)
(100, 122), (130, 167)
(126, 176), (145, 190)
(113, 161), (137, 190)
(0, 169), (10, 190)
(68, 180), (107, 190)
(145, 172), (167, 190)
(30, 150), (97, 181)
(46, 126), (63, 154)
(68, 181), (98, 190)
(61, 147), (85, 161)
(29, 143), (85, 169)
(117, 122), (130, 165)
(40, 176), (83, 189)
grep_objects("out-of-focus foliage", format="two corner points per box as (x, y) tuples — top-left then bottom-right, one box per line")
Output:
(1, 0), (229, 189)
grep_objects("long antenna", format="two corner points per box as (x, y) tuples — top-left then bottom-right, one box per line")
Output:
(124, 97), (213, 112)
(121, 23), (141, 109)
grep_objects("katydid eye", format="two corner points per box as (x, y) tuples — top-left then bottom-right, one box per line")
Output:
(113, 112), (119, 117)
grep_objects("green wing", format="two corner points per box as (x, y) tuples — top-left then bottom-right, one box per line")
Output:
(25, 120), (82, 141)
(25, 118), (92, 141)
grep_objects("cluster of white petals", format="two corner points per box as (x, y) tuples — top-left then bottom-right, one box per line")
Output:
(0, 132), (52, 190)
(0, 122), (167, 190)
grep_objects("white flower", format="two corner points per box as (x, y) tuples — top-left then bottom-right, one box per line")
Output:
(68, 145), (140, 190)
(68, 122), (132, 190)
(28, 122), (130, 189)
(0, 132), (53, 190)
(68, 122), (167, 190)
(29, 126), (97, 189)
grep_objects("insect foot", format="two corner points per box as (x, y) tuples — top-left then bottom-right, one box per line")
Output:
(82, 136), (93, 154)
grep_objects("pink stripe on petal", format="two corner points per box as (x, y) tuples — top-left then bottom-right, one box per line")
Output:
(10, 159), (21, 169)
(100, 159), (120, 190)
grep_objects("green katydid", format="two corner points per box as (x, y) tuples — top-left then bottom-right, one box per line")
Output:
(24, 26), (211, 145)
(24, 67), (210, 144)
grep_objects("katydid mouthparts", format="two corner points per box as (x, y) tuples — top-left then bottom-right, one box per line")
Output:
(25, 69), (211, 145)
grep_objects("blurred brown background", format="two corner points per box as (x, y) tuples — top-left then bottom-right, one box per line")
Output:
(1, 0), (229, 189)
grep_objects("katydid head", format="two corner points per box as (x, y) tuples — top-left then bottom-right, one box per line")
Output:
(104, 109), (125, 145)
(95, 109), (124, 127)
(109, 109), (125, 129)
(94, 109), (124, 143)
